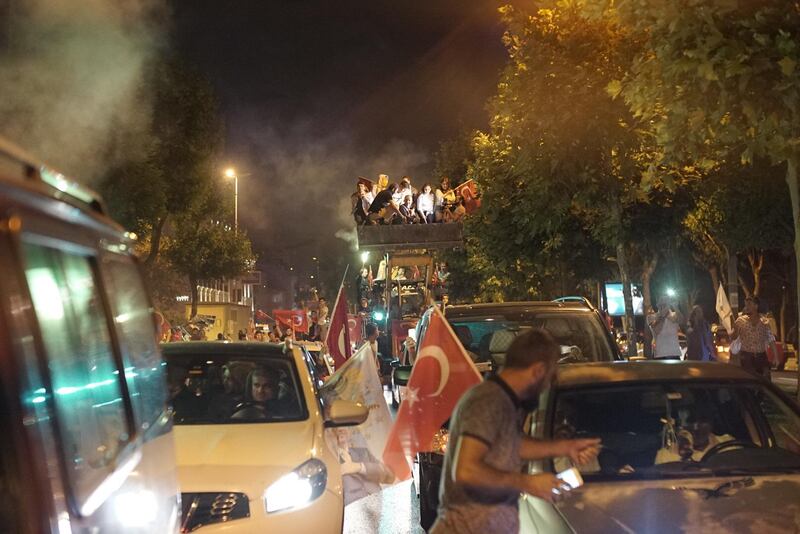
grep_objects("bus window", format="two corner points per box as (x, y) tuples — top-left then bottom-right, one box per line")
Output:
(23, 242), (131, 513)
(100, 257), (168, 435)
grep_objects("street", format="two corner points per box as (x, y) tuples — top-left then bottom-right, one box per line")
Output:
(773, 370), (799, 396)
(344, 389), (424, 534)
(344, 480), (423, 534)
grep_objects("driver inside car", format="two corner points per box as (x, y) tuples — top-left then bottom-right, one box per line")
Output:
(655, 414), (735, 463)
(231, 368), (281, 420)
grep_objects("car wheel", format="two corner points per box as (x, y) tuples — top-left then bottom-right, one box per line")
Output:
(419, 463), (436, 532)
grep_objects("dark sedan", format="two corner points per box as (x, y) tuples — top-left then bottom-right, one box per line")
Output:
(410, 300), (621, 530)
(521, 361), (800, 533)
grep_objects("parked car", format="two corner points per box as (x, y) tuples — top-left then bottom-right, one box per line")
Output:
(162, 341), (367, 533)
(0, 137), (180, 532)
(409, 300), (622, 530)
(521, 361), (800, 532)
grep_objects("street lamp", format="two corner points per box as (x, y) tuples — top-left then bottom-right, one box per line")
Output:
(224, 168), (239, 231)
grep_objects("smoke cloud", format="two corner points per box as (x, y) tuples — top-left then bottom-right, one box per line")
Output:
(0, 0), (166, 181)
(233, 122), (430, 259)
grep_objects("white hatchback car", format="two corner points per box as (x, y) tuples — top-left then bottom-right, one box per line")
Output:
(162, 342), (367, 533)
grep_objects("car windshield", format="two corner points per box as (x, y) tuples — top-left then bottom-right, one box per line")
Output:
(550, 381), (800, 480)
(165, 352), (306, 424)
(449, 312), (615, 364)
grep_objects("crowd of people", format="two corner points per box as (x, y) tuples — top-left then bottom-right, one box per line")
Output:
(646, 293), (778, 378)
(352, 174), (475, 226)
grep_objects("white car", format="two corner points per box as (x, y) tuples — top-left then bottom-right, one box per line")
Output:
(162, 342), (367, 533)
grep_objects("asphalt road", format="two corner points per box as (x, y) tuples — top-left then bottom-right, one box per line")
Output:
(344, 479), (424, 534)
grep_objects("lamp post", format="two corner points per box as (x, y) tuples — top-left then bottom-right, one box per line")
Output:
(224, 168), (239, 231)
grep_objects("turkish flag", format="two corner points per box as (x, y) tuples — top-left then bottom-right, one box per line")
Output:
(325, 287), (351, 368)
(347, 314), (363, 346)
(382, 307), (482, 480)
(273, 309), (309, 333)
(255, 309), (269, 323)
(454, 179), (481, 214)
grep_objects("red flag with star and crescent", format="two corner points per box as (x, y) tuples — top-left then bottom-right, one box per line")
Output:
(347, 314), (363, 346)
(382, 307), (482, 480)
(325, 286), (351, 369)
(273, 309), (309, 333)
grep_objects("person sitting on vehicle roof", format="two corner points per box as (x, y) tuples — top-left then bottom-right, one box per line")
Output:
(416, 183), (435, 223)
(434, 176), (456, 222)
(396, 176), (416, 202)
(368, 183), (401, 225)
(352, 181), (374, 225)
(399, 195), (421, 224)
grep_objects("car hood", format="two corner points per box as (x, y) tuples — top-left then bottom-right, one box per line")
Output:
(556, 475), (800, 533)
(174, 420), (320, 492)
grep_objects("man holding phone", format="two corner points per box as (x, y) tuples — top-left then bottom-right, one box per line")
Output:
(430, 329), (600, 534)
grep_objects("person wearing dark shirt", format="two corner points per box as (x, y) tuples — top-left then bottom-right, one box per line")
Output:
(368, 184), (401, 224)
(399, 195), (421, 223)
(431, 329), (601, 534)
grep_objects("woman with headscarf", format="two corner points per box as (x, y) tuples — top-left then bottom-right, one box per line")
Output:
(686, 305), (714, 361)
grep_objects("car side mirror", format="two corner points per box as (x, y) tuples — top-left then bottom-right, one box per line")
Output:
(324, 400), (368, 428)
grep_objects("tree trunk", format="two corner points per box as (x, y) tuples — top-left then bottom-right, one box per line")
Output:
(784, 156), (800, 399)
(189, 274), (199, 319)
(737, 274), (753, 300)
(642, 255), (658, 358)
(616, 241), (637, 358)
(144, 215), (168, 268)
(709, 263), (721, 293)
(746, 250), (764, 298)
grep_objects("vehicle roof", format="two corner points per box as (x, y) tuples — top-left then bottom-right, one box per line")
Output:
(556, 361), (759, 388)
(444, 301), (596, 318)
(161, 341), (294, 360)
(0, 136), (123, 234)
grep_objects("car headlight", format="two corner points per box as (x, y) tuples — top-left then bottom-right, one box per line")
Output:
(264, 459), (327, 513)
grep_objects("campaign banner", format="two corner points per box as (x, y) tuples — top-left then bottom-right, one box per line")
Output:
(321, 344), (396, 505)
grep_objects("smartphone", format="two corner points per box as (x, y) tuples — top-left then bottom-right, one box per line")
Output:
(556, 467), (584, 490)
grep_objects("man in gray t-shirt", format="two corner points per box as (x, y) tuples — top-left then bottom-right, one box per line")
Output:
(430, 329), (600, 534)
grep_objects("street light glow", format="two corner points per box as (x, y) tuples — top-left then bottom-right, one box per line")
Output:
(360, 251), (369, 264)
(666, 288), (676, 297)
(224, 168), (236, 178)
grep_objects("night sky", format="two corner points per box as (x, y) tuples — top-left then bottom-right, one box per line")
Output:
(171, 1), (507, 290)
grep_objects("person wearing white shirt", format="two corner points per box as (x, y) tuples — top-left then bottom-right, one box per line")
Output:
(394, 176), (414, 205)
(417, 183), (435, 223)
(649, 295), (683, 359)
